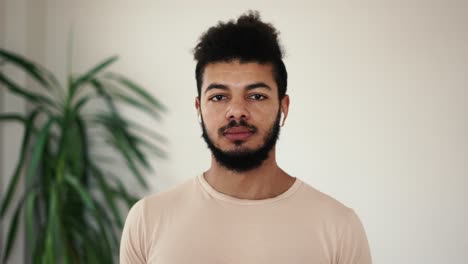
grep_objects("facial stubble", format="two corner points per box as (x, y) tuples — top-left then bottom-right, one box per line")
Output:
(200, 109), (281, 172)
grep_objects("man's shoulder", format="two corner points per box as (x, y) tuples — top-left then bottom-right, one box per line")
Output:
(295, 179), (354, 219)
(294, 179), (372, 263)
(125, 176), (196, 229)
(122, 176), (199, 241)
(141, 176), (197, 209)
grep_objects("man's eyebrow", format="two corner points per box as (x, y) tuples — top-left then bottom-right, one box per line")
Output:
(204, 82), (272, 94)
(246, 82), (271, 91)
(205, 83), (228, 94)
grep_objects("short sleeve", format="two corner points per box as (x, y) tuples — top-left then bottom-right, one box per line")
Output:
(336, 209), (372, 264)
(120, 198), (147, 264)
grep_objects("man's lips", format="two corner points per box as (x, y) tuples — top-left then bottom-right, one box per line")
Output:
(223, 126), (254, 141)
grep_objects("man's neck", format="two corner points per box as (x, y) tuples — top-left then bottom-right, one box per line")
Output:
(203, 152), (296, 200)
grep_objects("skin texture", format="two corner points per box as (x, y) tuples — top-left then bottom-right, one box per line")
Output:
(195, 59), (295, 200)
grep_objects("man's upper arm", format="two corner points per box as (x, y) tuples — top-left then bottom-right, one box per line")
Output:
(120, 199), (147, 264)
(337, 209), (372, 264)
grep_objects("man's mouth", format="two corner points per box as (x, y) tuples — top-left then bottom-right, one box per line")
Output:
(223, 126), (255, 141)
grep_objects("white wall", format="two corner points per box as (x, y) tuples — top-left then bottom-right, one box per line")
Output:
(1, 0), (467, 263)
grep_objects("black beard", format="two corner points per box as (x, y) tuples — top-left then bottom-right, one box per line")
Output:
(200, 110), (281, 173)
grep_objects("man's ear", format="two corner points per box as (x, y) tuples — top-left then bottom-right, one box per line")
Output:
(195, 96), (201, 115)
(280, 95), (290, 126)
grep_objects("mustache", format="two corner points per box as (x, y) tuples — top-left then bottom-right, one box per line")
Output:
(218, 119), (258, 134)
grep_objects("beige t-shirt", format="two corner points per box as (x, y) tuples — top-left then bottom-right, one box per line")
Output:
(120, 175), (372, 264)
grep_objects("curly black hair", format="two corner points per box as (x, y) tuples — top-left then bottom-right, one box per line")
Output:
(193, 10), (287, 99)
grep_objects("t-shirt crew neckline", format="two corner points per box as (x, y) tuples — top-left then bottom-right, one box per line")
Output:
(197, 174), (303, 205)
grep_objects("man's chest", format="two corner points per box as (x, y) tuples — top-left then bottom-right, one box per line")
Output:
(145, 207), (337, 264)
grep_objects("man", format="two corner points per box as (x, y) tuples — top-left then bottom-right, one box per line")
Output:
(120, 11), (372, 263)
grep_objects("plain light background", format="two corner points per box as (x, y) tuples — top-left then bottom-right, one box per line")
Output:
(1, 0), (467, 263)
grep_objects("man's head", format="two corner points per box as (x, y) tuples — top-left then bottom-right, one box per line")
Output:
(194, 11), (287, 100)
(193, 11), (289, 172)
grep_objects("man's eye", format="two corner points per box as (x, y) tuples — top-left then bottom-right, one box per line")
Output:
(210, 95), (226, 101)
(249, 94), (266, 100)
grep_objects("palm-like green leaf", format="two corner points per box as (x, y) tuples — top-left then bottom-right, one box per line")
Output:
(103, 72), (167, 112)
(109, 89), (163, 120)
(0, 72), (57, 109)
(2, 195), (26, 262)
(25, 117), (55, 192)
(0, 113), (26, 123)
(26, 190), (39, 245)
(0, 49), (55, 90)
(89, 164), (123, 227)
(71, 56), (118, 96)
(0, 110), (40, 218)
(64, 173), (95, 210)
(0, 49), (166, 263)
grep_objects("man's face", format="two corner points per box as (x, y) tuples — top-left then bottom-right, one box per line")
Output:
(195, 60), (289, 172)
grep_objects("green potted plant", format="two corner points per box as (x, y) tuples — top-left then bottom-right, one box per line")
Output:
(0, 48), (166, 263)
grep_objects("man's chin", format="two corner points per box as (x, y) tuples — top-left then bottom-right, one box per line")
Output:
(206, 139), (276, 173)
(200, 113), (281, 172)
(218, 142), (262, 154)
(223, 135), (257, 147)
(233, 140), (244, 146)
(223, 149), (258, 157)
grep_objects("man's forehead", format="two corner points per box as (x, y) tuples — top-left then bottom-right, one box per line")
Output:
(202, 61), (275, 88)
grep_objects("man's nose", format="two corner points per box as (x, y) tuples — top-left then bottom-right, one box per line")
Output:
(225, 99), (250, 121)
